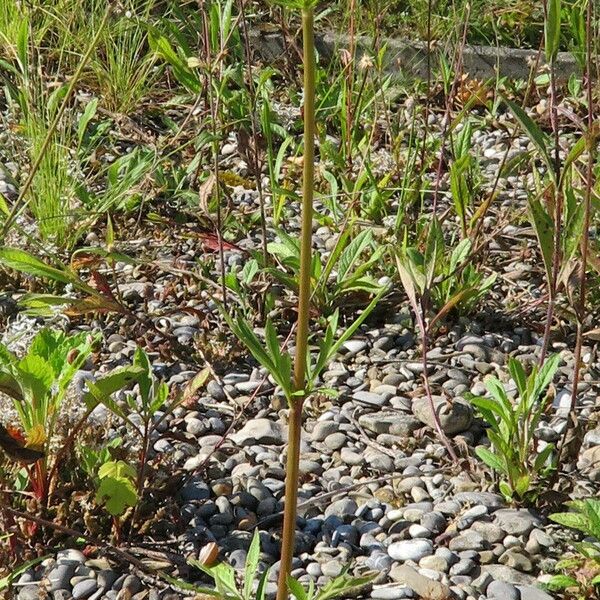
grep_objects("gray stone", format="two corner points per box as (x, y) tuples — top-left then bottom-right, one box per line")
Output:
(370, 585), (414, 599)
(480, 565), (535, 585)
(358, 411), (421, 435)
(412, 396), (473, 435)
(517, 585), (554, 600)
(324, 432), (347, 450)
(231, 418), (285, 446)
(353, 391), (388, 407)
(181, 478), (211, 501)
(72, 580), (98, 600)
(494, 509), (542, 536)
(453, 492), (504, 508)
(388, 539), (433, 562)
(448, 531), (488, 552)
(48, 564), (76, 592)
(96, 569), (118, 589)
(324, 498), (358, 519)
(56, 549), (86, 564)
(19, 587), (47, 600)
(487, 581), (521, 600)
(499, 549), (533, 572)
(311, 421), (338, 442)
(389, 565), (452, 600)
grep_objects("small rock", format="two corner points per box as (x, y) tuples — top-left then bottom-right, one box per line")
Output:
(487, 581), (521, 600)
(412, 397), (473, 435)
(494, 509), (542, 536)
(388, 539), (433, 562)
(231, 419), (285, 446)
(358, 412), (421, 435)
(324, 498), (358, 519)
(517, 585), (554, 600)
(449, 531), (488, 552)
(389, 565), (452, 600)
(72, 580), (98, 600)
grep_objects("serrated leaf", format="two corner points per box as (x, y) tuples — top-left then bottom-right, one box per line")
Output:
(95, 475), (137, 516)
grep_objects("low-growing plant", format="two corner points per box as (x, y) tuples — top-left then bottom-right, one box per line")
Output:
(547, 499), (600, 598)
(469, 353), (561, 502)
(396, 217), (496, 324)
(267, 226), (384, 316)
(83, 347), (210, 527)
(0, 328), (97, 502)
(175, 529), (374, 600)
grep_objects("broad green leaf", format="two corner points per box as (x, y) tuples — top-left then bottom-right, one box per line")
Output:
(475, 446), (507, 475)
(96, 475), (137, 516)
(546, 575), (578, 590)
(82, 365), (145, 410)
(514, 473), (531, 498)
(550, 511), (590, 533)
(98, 460), (137, 481)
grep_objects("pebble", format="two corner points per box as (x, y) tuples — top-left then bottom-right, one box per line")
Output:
(487, 580), (521, 600)
(388, 539), (433, 562)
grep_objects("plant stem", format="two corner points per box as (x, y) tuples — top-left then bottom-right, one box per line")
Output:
(539, 1), (563, 366)
(276, 7), (315, 600)
(555, 0), (595, 471)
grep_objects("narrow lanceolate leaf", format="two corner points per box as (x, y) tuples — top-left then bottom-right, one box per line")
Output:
(0, 247), (75, 284)
(545, 0), (561, 62)
(528, 197), (554, 283)
(503, 98), (553, 176)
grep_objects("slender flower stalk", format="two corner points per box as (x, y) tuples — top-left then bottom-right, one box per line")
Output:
(276, 5), (315, 599)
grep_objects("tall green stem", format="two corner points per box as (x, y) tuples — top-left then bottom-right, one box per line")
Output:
(276, 6), (315, 600)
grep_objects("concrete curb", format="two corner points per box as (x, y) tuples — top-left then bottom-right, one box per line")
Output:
(248, 29), (584, 81)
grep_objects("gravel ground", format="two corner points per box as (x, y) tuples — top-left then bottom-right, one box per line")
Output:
(0, 91), (598, 600)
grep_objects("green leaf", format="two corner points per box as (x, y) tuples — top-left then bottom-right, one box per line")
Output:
(98, 460), (137, 481)
(499, 480), (514, 501)
(508, 358), (527, 398)
(337, 229), (373, 283)
(503, 98), (553, 176)
(243, 530), (261, 600)
(77, 97), (98, 148)
(550, 511), (590, 533)
(287, 576), (309, 600)
(528, 197), (554, 283)
(82, 365), (145, 410)
(545, 575), (579, 591)
(17, 354), (54, 406)
(475, 446), (507, 475)
(514, 473), (531, 498)
(95, 473), (137, 516)
(545, 0), (561, 62)
(0, 247), (76, 285)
